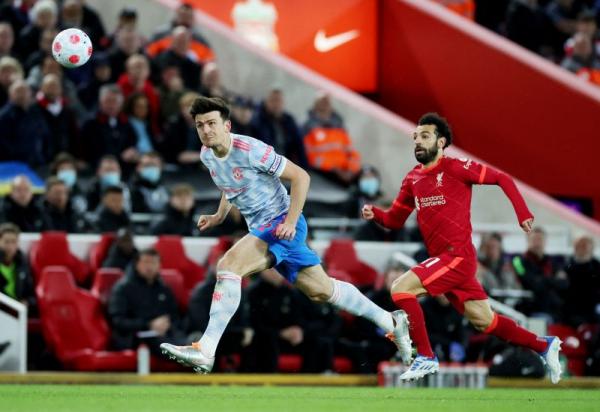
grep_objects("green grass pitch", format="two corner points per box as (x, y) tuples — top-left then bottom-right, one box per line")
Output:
(0, 385), (598, 412)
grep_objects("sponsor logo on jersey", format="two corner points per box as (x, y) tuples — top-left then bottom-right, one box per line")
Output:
(416, 195), (446, 208)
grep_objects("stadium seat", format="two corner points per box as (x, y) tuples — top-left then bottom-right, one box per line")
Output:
(154, 235), (206, 292)
(548, 323), (588, 376)
(160, 269), (188, 311)
(29, 231), (90, 285)
(278, 354), (353, 373)
(323, 239), (378, 289)
(36, 266), (137, 371)
(89, 233), (116, 273)
(90, 267), (124, 308)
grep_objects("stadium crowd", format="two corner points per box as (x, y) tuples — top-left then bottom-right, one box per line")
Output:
(0, 0), (598, 377)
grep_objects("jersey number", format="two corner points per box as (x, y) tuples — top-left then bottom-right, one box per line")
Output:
(422, 257), (441, 268)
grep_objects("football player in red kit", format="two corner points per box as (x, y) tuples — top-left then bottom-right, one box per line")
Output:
(362, 113), (562, 383)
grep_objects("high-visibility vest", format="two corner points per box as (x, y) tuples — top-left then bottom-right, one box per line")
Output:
(303, 127), (361, 173)
(431, 0), (475, 20)
(576, 67), (600, 86)
(146, 33), (215, 63)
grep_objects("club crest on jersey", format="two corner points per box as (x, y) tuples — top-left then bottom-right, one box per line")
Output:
(233, 167), (243, 181)
(210, 169), (216, 177)
(436, 172), (444, 187)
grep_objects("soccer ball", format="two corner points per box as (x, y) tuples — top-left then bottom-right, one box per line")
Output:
(52, 28), (93, 68)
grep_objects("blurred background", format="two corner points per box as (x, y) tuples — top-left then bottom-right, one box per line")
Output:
(0, 0), (599, 385)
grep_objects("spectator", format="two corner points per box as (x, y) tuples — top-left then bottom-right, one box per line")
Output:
(187, 274), (254, 371)
(564, 10), (600, 57)
(123, 92), (159, 155)
(59, 0), (106, 51)
(545, 0), (581, 57)
(0, 0), (34, 39)
(108, 248), (186, 355)
(40, 177), (88, 233)
(230, 95), (257, 136)
(561, 33), (600, 85)
(0, 175), (43, 232)
(35, 73), (80, 159)
(252, 88), (308, 169)
(345, 165), (383, 218)
(92, 185), (131, 233)
(303, 92), (361, 186)
(476, 232), (522, 291)
(23, 27), (57, 74)
(506, 0), (552, 56)
(146, 2), (214, 64)
(0, 223), (36, 312)
(512, 227), (568, 321)
(85, 154), (131, 212)
(80, 84), (138, 169)
(0, 79), (51, 166)
(247, 269), (329, 373)
(157, 64), (187, 122)
(50, 152), (87, 214)
(18, 0), (57, 61)
(117, 54), (160, 134)
(105, 7), (140, 49)
(0, 22), (15, 58)
(564, 235), (600, 327)
(199, 61), (229, 99)
(153, 26), (202, 90)
(107, 27), (143, 83)
(0, 55), (23, 108)
(102, 228), (138, 270)
(150, 183), (196, 236)
(77, 51), (112, 113)
(129, 152), (169, 213)
(162, 91), (202, 166)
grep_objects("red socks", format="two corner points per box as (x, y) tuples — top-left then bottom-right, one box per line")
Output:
(484, 313), (548, 353)
(392, 293), (435, 358)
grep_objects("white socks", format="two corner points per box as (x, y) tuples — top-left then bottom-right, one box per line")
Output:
(198, 271), (242, 357)
(327, 278), (394, 332)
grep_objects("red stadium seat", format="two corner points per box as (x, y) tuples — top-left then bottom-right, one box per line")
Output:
(30, 231), (90, 285)
(160, 269), (188, 311)
(36, 266), (136, 371)
(548, 323), (588, 376)
(90, 267), (124, 308)
(277, 354), (353, 373)
(324, 239), (378, 288)
(89, 233), (116, 273)
(154, 235), (206, 292)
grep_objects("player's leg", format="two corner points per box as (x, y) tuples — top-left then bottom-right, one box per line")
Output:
(294, 264), (412, 363)
(161, 234), (272, 372)
(463, 299), (562, 383)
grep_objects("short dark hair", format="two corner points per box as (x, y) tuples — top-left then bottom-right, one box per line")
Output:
(0, 222), (20, 238)
(45, 176), (65, 191)
(50, 152), (76, 174)
(189, 96), (230, 121)
(102, 185), (124, 197)
(122, 92), (148, 117)
(418, 112), (453, 148)
(136, 247), (160, 262)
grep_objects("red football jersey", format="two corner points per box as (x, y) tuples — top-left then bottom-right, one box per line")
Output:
(372, 156), (533, 257)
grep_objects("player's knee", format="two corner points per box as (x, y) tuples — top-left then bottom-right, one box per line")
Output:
(468, 313), (494, 332)
(390, 275), (415, 295)
(216, 254), (240, 274)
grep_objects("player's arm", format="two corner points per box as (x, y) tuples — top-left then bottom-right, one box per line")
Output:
(363, 176), (414, 230)
(197, 192), (231, 231)
(278, 160), (311, 239)
(455, 159), (534, 232)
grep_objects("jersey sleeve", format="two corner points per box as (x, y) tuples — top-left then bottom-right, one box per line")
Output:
(249, 139), (288, 177)
(451, 158), (534, 224)
(371, 175), (415, 230)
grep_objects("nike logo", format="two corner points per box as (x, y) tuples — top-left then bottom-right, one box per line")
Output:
(314, 29), (360, 53)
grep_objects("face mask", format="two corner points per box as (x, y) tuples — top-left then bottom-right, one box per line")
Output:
(140, 166), (161, 184)
(359, 177), (379, 197)
(57, 169), (76, 188)
(100, 171), (121, 187)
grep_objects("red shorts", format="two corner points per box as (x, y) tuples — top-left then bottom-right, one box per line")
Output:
(411, 252), (488, 313)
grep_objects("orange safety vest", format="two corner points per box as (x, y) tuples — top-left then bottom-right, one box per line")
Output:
(576, 68), (600, 86)
(431, 0), (475, 20)
(146, 34), (215, 63)
(303, 127), (361, 173)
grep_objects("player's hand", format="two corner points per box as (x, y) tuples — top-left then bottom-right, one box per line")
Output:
(280, 326), (303, 346)
(275, 222), (296, 241)
(520, 218), (534, 233)
(197, 214), (221, 231)
(149, 315), (171, 336)
(362, 204), (375, 220)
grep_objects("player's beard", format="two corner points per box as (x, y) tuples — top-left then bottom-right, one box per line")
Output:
(415, 144), (438, 164)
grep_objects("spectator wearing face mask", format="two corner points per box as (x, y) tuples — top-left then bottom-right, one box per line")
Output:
(129, 152), (169, 213)
(345, 165), (382, 218)
(50, 152), (87, 214)
(85, 154), (131, 212)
